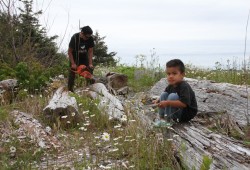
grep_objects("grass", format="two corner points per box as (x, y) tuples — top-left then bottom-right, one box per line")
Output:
(0, 58), (250, 169)
(0, 83), (177, 169)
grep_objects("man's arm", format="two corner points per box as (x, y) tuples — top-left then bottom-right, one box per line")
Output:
(158, 100), (187, 108)
(68, 47), (77, 69)
(88, 47), (93, 68)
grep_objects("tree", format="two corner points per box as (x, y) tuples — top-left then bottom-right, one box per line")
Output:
(93, 31), (117, 66)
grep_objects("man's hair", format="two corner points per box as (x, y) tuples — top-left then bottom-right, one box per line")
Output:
(81, 26), (93, 35)
(166, 59), (185, 73)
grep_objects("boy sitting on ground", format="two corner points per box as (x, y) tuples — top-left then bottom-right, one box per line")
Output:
(154, 59), (198, 127)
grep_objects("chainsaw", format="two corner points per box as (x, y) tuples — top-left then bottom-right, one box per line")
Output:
(71, 65), (95, 83)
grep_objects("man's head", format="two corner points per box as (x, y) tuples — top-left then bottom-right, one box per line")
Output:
(166, 59), (185, 85)
(80, 26), (93, 40)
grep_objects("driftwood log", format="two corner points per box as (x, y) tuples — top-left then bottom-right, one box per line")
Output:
(0, 79), (17, 105)
(106, 72), (128, 95)
(147, 78), (250, 169)
(87, 83), (125, 120)
(43, 87), (79, 123)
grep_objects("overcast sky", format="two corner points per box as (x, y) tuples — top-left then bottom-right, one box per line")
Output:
(33, 0), (250, 68)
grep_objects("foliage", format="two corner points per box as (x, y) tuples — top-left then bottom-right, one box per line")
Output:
(185, 60), (250, 85)
(93, 31), (117, 66)
(200, 155), (213, 170)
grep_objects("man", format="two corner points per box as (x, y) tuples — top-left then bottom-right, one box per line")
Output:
(68, 26), (95, 92)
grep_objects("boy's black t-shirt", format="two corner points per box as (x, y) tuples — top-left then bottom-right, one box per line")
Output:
(69, 33), (95, 66)
(164, 81), (198, 122)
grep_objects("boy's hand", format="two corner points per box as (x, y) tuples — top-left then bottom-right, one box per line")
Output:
(152, 99), (159, 104)
(158, 101), (168, 108)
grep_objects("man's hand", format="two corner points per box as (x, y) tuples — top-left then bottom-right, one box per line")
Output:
(71, 63), (77, 70)
(89, 64), (94, 69)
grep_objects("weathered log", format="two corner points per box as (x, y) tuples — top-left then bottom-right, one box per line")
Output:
(106, 72), (128, 95)
(43, 86), (79, 122)
(12, 110), (61, 149)
(147, 78), (250, 169)
(88, 83), (125, 120)
(0, 79), (18, 105)
(150, 78), (250, 126)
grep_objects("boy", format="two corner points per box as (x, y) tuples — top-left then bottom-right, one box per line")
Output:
(154, 59), (198, 127)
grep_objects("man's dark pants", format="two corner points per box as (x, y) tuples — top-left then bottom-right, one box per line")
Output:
(68, 61), (93, 92)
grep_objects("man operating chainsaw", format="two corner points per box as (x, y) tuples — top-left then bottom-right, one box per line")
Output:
(68, 26), (95, 92)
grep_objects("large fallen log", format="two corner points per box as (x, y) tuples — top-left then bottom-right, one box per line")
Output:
(43, 87), (79, 124)
(150, 78), (250, 126)
(78, 83), (125, 121)
(106, 72), (128, 95)
(147, 78), (250, 169)
(0, 79), (18, 105)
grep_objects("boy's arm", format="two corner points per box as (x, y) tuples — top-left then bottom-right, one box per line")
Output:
(158, 100), (187, 108)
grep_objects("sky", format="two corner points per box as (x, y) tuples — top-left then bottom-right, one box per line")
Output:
(32, 0), (250, 68)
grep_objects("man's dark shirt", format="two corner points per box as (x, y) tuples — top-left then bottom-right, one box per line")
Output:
(69, 33), (94, 66)
(164, 81), (198, 121)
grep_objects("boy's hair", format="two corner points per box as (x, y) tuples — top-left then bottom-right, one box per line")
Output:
(166, 59), (185, 73)
(81, 26), (93, 35)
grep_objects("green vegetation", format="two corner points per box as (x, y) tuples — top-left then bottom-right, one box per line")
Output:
(200, 155), (213, 170)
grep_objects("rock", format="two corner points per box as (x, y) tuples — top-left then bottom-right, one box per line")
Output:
(88, 83), (125, 121)
(150, 78), (250, 126)
(147, 78), (250, 169)
(106, 72), (128, 95)
(43, 86), (79, 124)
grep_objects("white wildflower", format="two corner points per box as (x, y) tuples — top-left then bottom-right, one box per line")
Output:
(10, 146), (16, 153)
(121, 115), (127, 122)
(113, 136), (122, 141)
(39, 94), (42, 98)
(71, 112), (76, 117)
(30, 95), (34, 98)
(173, 135), (179, 138)
(80, 137), (84, 140)
(24, 89), (28, 92)
(114, 124), (122, 128)
(82, 110), (89, 114)
(90, 114), (95, 117)
(67, 121), (70, 124)
(101, 132), (110, 141)
(79, 127), (85, 131)
(130, 139), (136, 142)
(167, 139), (173, 141)
(79, 103), (82, 106)
(61, 115), (68, 119)
(128, 119), (136, 122)
(84, 123), (90, 126)
(109, 148), (119, 152)
(114, 143), (119, 146)
(99, 165), (111, 169)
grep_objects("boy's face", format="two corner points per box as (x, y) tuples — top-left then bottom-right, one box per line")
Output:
(166, 66), (185, 85)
